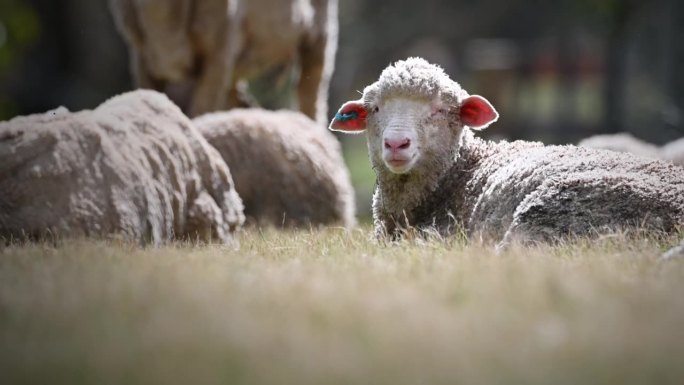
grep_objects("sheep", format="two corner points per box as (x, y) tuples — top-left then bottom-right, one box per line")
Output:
(662, 137), (684, 166)
(577, 133), (661, 159)
(329, 57), (684, 245)
(109, 0), (338, 123)
(194, 108), (356, 228)
(579, 133), (684, 166)
(0, 90), (245, 245)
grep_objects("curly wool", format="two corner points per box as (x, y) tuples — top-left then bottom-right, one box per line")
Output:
(363, 57), (469, 109)
(0, 90), (244, 245)
(195, 108), (355, 228)
(578, 133), (661, 159)
(662, 137), (684, 166)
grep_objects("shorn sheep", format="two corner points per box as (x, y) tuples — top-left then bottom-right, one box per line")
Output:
(195, 109), (355, 228)
(0, 90), (244, 245)
(330, 57), (684, 245)
(579, 133), (684, 166)
(110, 0), (337, 123)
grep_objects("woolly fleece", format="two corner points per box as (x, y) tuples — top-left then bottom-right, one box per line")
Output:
(0, 90), (244, 244)
(195, 108), (355, 227)
(579, 132), (684, 166)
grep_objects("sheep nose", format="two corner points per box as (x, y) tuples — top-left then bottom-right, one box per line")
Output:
(384, 138), (411, 152)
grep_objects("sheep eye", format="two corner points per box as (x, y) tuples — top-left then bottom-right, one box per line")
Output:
(373, 106), (379, 113)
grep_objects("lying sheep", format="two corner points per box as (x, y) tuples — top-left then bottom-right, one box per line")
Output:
(579, 133), (684, 166)
(110, 0), (337, 123)
(662, 137), (684, 166)
(0, 90), (244, 245)
(329, 57), (684, 245)
(578, 133), (661, 159)
(195, 109), (355, 228)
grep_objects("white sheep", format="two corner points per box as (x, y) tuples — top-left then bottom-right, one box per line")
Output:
(579, 133), (684, 166)
(0, 90), (244, 245)
(662, 137), (684, 166)
(194, 108), (355, 228)
(109, 0), (337, 123)
(329, 57), (684, 245)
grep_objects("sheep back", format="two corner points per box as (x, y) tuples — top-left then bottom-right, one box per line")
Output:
(464, 135), (684, 244)
(0, 90), (244, 244)
(662, 137), (684, 166)
(195, 108), (355, 228)
(577, 133), (661, 159)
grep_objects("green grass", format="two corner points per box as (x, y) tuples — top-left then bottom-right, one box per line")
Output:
(2, 228), (684, 385)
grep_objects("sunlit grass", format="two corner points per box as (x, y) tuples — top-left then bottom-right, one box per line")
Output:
(1, 227), (684, 385)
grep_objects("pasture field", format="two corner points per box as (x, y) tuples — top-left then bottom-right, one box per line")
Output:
(2, 227), (684, 385)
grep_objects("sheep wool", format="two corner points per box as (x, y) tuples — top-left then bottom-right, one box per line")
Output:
(195, 108), (356, 228)
(110, 0), (338, 123)
(578, 133), (661, 159)
(330, 57), (684, 245)
(662, 137), (684, 166)
(0, 90), (244, 245)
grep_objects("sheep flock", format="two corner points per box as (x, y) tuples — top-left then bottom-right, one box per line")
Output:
(0, 89), (355, 245)
(2, 0), (683, 255)
(2, 0), (354, 245)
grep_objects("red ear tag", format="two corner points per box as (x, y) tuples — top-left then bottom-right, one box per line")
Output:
(329, 101), (368, 132)
(460, 96), (498, 128)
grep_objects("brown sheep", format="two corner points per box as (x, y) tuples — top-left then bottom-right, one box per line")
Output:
(109, 0), (338, 123)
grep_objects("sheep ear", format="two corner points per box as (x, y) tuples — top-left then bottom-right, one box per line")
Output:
(329, 101), (368, 133)
(459, 95), (498, 129)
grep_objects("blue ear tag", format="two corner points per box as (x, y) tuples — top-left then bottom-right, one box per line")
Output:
(335, 111), (358, 122)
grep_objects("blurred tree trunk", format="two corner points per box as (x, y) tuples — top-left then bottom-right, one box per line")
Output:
(669, 0), (684, 135)
(603, 0), (637, 134)
(557, 21), (579, 139)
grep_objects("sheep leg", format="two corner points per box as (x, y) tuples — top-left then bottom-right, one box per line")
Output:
(188, 0), (242, 117)
(298, 36), (332, 124)
(189, 56), (232, 117)
(227, 80), (260, 109)
(130, 51), (164, 91)
(109, 0), (162, 91)
(299, 0), (338, 124)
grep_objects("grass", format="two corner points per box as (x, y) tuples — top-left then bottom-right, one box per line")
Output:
(2, 227), (684, 385)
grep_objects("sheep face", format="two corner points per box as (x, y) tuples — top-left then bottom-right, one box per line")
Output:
(330, 58), (499, 176)
(368, 96), (454, 174)
(330, 94), (498, 175)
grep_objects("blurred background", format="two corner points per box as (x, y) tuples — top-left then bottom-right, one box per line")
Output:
(2, 0), (683, 220)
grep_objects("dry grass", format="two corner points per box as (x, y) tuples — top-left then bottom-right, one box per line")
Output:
(2, 227), (684, 385)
